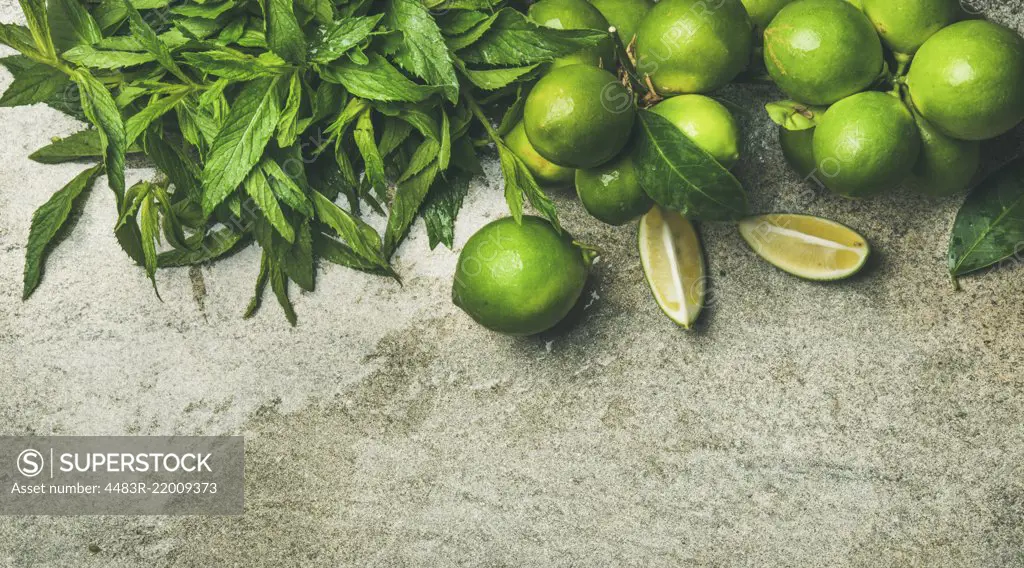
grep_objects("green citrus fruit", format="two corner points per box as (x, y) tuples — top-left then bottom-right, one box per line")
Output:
(812, 91), (921, 198)
(575, 150), (653, 225)
(650, 95), (741, 168)
(588, 0), (653, 44)
(523, 64), (635, 169)
(635, 0), (753, 95)
(452, 216), (589, 336)
(779, 127), (817, 178)
(907, 20), (1024, 141)
(764, 0), (882, 105)
(742, 0), (795, 33)
(504, 121), (575, 187)
(860, 0), (960, 55)
(907, 112), (980, 197)
(529, 0), (615, 69)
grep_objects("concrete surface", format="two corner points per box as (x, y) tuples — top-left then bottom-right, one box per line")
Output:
(1, 1), (1024, 566)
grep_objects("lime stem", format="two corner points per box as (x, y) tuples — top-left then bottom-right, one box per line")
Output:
(608, 27), (648, 97)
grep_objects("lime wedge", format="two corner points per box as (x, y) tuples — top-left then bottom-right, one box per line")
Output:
(639, 207), (706, 329)
(738, 214), (870, 281)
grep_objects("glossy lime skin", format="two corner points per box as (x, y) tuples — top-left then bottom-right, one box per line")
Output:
(635, 0), (753, 94)
(742, 0), (795, 33)
(861, 0), (960, 55)
(650, 95), (741, 168)
(529, 0), (615, 69)
(504, 121), (575, 187)
(907, 20), (1024, 141)
(908, 113), (980, 197)
(779, 127), (817, 178)
(588, 0), (653, 44)
(575, 151), (653, 225)
(452, 216), (588, 336)
(764, 0), (882, 105)
(523, 64), (635, 169)
(812, 91), (921, 198)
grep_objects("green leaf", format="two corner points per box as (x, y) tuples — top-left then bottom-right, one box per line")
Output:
(157, 228), (245, 267)
(311, 191), (388, 267)
(30, 129), (143, 164)
(386, 0), (459, 102)
(244, 250), (270, 319)
(123, 0), (189, 82)
(319, 53), (438, 103)
(385, 160), (440, 256)
(22, 164), (103, 300)
(948, 157), (1024, 278)
(635, 110), (748, 221)
(261, 159), (314, 216)
(0, 61), (68, 107)
(46, 0), (102, 52)
(457, 61), (540, 90)
(182, 49), (288, 81)
(0, 23), (46, 61)
(423, 169), (470, 249)
(310, 13), (382, 65)
(139, 191), (161, 292)
(245, 167), (295, 243)
(62, 44), (157, 68)
(201, 77), (282, 215)
(354, 107), (386, 194)
(314, 233), (398, 278)
(125, 89), (188, 146)
(72, 68), (126, 198)
(142, 128), (201, 201)
(276, 71), (302, 147)
(265, 0), (305, 64)
(269, 259), (297, 326)
(496, 142), (525, 222)
(456, 8), (606, 66)
(278, 220), (314, 291)
(19, 0), (57, 61)
(765, 100), (827, 131)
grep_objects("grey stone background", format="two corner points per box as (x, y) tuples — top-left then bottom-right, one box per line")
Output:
(1, 1), (1023, 565)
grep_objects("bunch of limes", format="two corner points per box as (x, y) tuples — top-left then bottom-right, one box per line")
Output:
(453, 0), (1023, 337)
(766, 0), (1024, 198)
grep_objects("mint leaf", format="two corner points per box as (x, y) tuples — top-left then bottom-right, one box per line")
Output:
(202, 77), (282, 215)
(319, 53), (438, 103)
(310, 14), (382, 65)
(19, 0), (56, 61)
(386, 0), (459, 102)
(311, 191), (388, 268)
(354, 107), (386, 194)
(0, 61), (68, 107)
(385, 160), (439, 256)
(23, 164), (103, 299)
(72, 68), (126, 198)
(456, 8), (606, 66)
(47, 0), (102, 52)
(157, 228), (245, 267)
(245, 167), (296, 243)
(265, 0), (305, 64)
(423, 169), (470, 249)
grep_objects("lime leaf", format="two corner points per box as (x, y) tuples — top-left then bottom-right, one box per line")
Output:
(949, 157), (1024, 279)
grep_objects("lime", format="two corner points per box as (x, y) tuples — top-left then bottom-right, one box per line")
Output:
(638, 207), (705, 329)
(452, 216), (589, 336)
(529, 0), (615, 69)
(764, 0), (882, 105)
(635, 0), (753, 95)
(907, 20), (1024, 141)
(779, 127), (817, 178)
(812, 91), (920, 198)
(908, 112), (980, 197)
(861, 0), (960, 55)
(575, 150), (652, 225)
(523, 64), (635, 169)
(588, 0), (653, 44)
(739, 214), (870, 280)
(651, 95), (741, 168)
(741, 0), (795, 33)
(504, 121), (574, 187)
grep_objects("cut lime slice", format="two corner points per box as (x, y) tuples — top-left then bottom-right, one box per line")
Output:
(738, 214), (870, 281)
(638, 207), (706, 329)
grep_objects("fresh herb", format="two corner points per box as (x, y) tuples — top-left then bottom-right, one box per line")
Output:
(1, 0), (606, 323)
(948, 156), (1024, 282)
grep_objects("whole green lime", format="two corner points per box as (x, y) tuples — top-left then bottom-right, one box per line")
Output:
(742, 0), (795, 33)
(529, 0), (615, 69)
(651, 95), (741, 168)
(635, 0), (753, 94)
(452, 216), (589, 336)
(764, 0), (882, 105)
(861, 0), (960, 55)
(908, 112), (980, 197)
(504, 121), (575, 187)
(523, 64), (635, 169)
(812, 91), (921, 198)
(779, 127), (817, 178)
(907, 20), (1024, 141)
(575, 150), (652, 225)
(588, 0), (653, 44)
